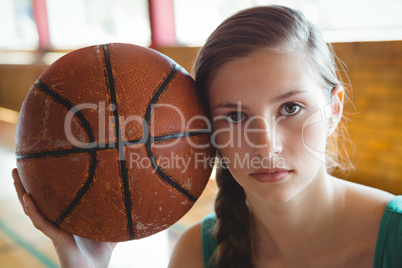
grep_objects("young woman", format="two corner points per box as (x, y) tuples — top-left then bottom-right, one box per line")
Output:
(13, 5), (401, 268)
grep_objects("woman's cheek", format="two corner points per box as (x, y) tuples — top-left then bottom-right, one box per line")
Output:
(299, 119), (328, 163)
(212, 122), (231, 149)
(212, 124), (247, 171)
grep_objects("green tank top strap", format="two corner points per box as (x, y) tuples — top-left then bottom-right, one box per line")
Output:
(374, 195), (402, 267)
(201, 212), (218, 268)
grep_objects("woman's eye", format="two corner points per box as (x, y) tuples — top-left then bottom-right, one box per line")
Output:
(280, 103), (301, 116)
(226, 111), (246, 123)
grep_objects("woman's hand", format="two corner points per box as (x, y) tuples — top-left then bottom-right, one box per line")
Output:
(12, 168), (117, 268)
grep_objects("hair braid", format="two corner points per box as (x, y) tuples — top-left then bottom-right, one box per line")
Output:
(213, 161), (253, 268)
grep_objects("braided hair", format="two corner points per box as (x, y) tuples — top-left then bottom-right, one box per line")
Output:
(213, 154), (252, 267)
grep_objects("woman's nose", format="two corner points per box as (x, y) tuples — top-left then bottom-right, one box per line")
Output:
(245, 116), (283, 157)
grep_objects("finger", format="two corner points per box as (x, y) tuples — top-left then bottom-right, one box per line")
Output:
(23, 194), (73, 244)
(12, 168), (27, 214)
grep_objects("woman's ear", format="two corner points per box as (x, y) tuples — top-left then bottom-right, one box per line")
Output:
(327, 85), (344, 136)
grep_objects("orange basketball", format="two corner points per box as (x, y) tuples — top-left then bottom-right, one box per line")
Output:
(15, 43), (215, 242)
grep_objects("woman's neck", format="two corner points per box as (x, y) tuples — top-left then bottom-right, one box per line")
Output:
(247, 171), (347, 263)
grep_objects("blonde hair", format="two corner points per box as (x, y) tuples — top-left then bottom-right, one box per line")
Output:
(193, 5), (354, 267)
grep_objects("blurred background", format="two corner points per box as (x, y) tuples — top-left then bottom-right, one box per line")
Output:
(0, 0), (401, 267)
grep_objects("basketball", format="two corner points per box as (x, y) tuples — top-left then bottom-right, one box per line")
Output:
(14, 43), (215, 242)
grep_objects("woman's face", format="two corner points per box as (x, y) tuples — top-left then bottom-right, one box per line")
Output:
(208, 50), (338, 204)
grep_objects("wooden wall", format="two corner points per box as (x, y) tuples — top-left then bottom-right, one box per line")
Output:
(332, 41), (402, 193)
(0, 64), (47, 111)
(1, 41), (401, 194)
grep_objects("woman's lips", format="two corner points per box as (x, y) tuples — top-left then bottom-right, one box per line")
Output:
(250, 168), (291, 183)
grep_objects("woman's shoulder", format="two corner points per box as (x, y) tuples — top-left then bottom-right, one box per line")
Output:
(334, 177), (396, 208)
(332, 178), (401, 266)
(168, 222), (204, 268)
(333, 177), (396, 233)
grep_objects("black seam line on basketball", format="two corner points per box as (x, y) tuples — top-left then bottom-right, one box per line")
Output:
(118, 160), (134, 240)
(125, 129), (211, 145)
(15, 128), (211, 159)
(145, 145), (197, 203)
(15, 144), (118, 160)
(102, 44), (124, 159)
(143, 64), (197, 203)
(16, 146), (93, 159)
(153, 129), (211, 142)
(54, 149), (97, 226)
(102, 44), (134, 240)
(35, 79), (96, 146)
(143, 64), (180, 124)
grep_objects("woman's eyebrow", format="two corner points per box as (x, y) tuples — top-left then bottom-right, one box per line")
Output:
(271, 90), (307, 103)
(213, 90), (307, 111)
(213, 102), (248, 111)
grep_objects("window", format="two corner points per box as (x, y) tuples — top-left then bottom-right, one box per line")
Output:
(1, 0), (401, 51)
(174, 0), (402, 45)
(0, 0), (38, 50)
(47, 0), (151, 49)
(0, 0), (151, 51)
(173, 0), (254, 46)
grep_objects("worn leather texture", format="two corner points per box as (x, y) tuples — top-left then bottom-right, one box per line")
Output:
(15, 43), (214, 242)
